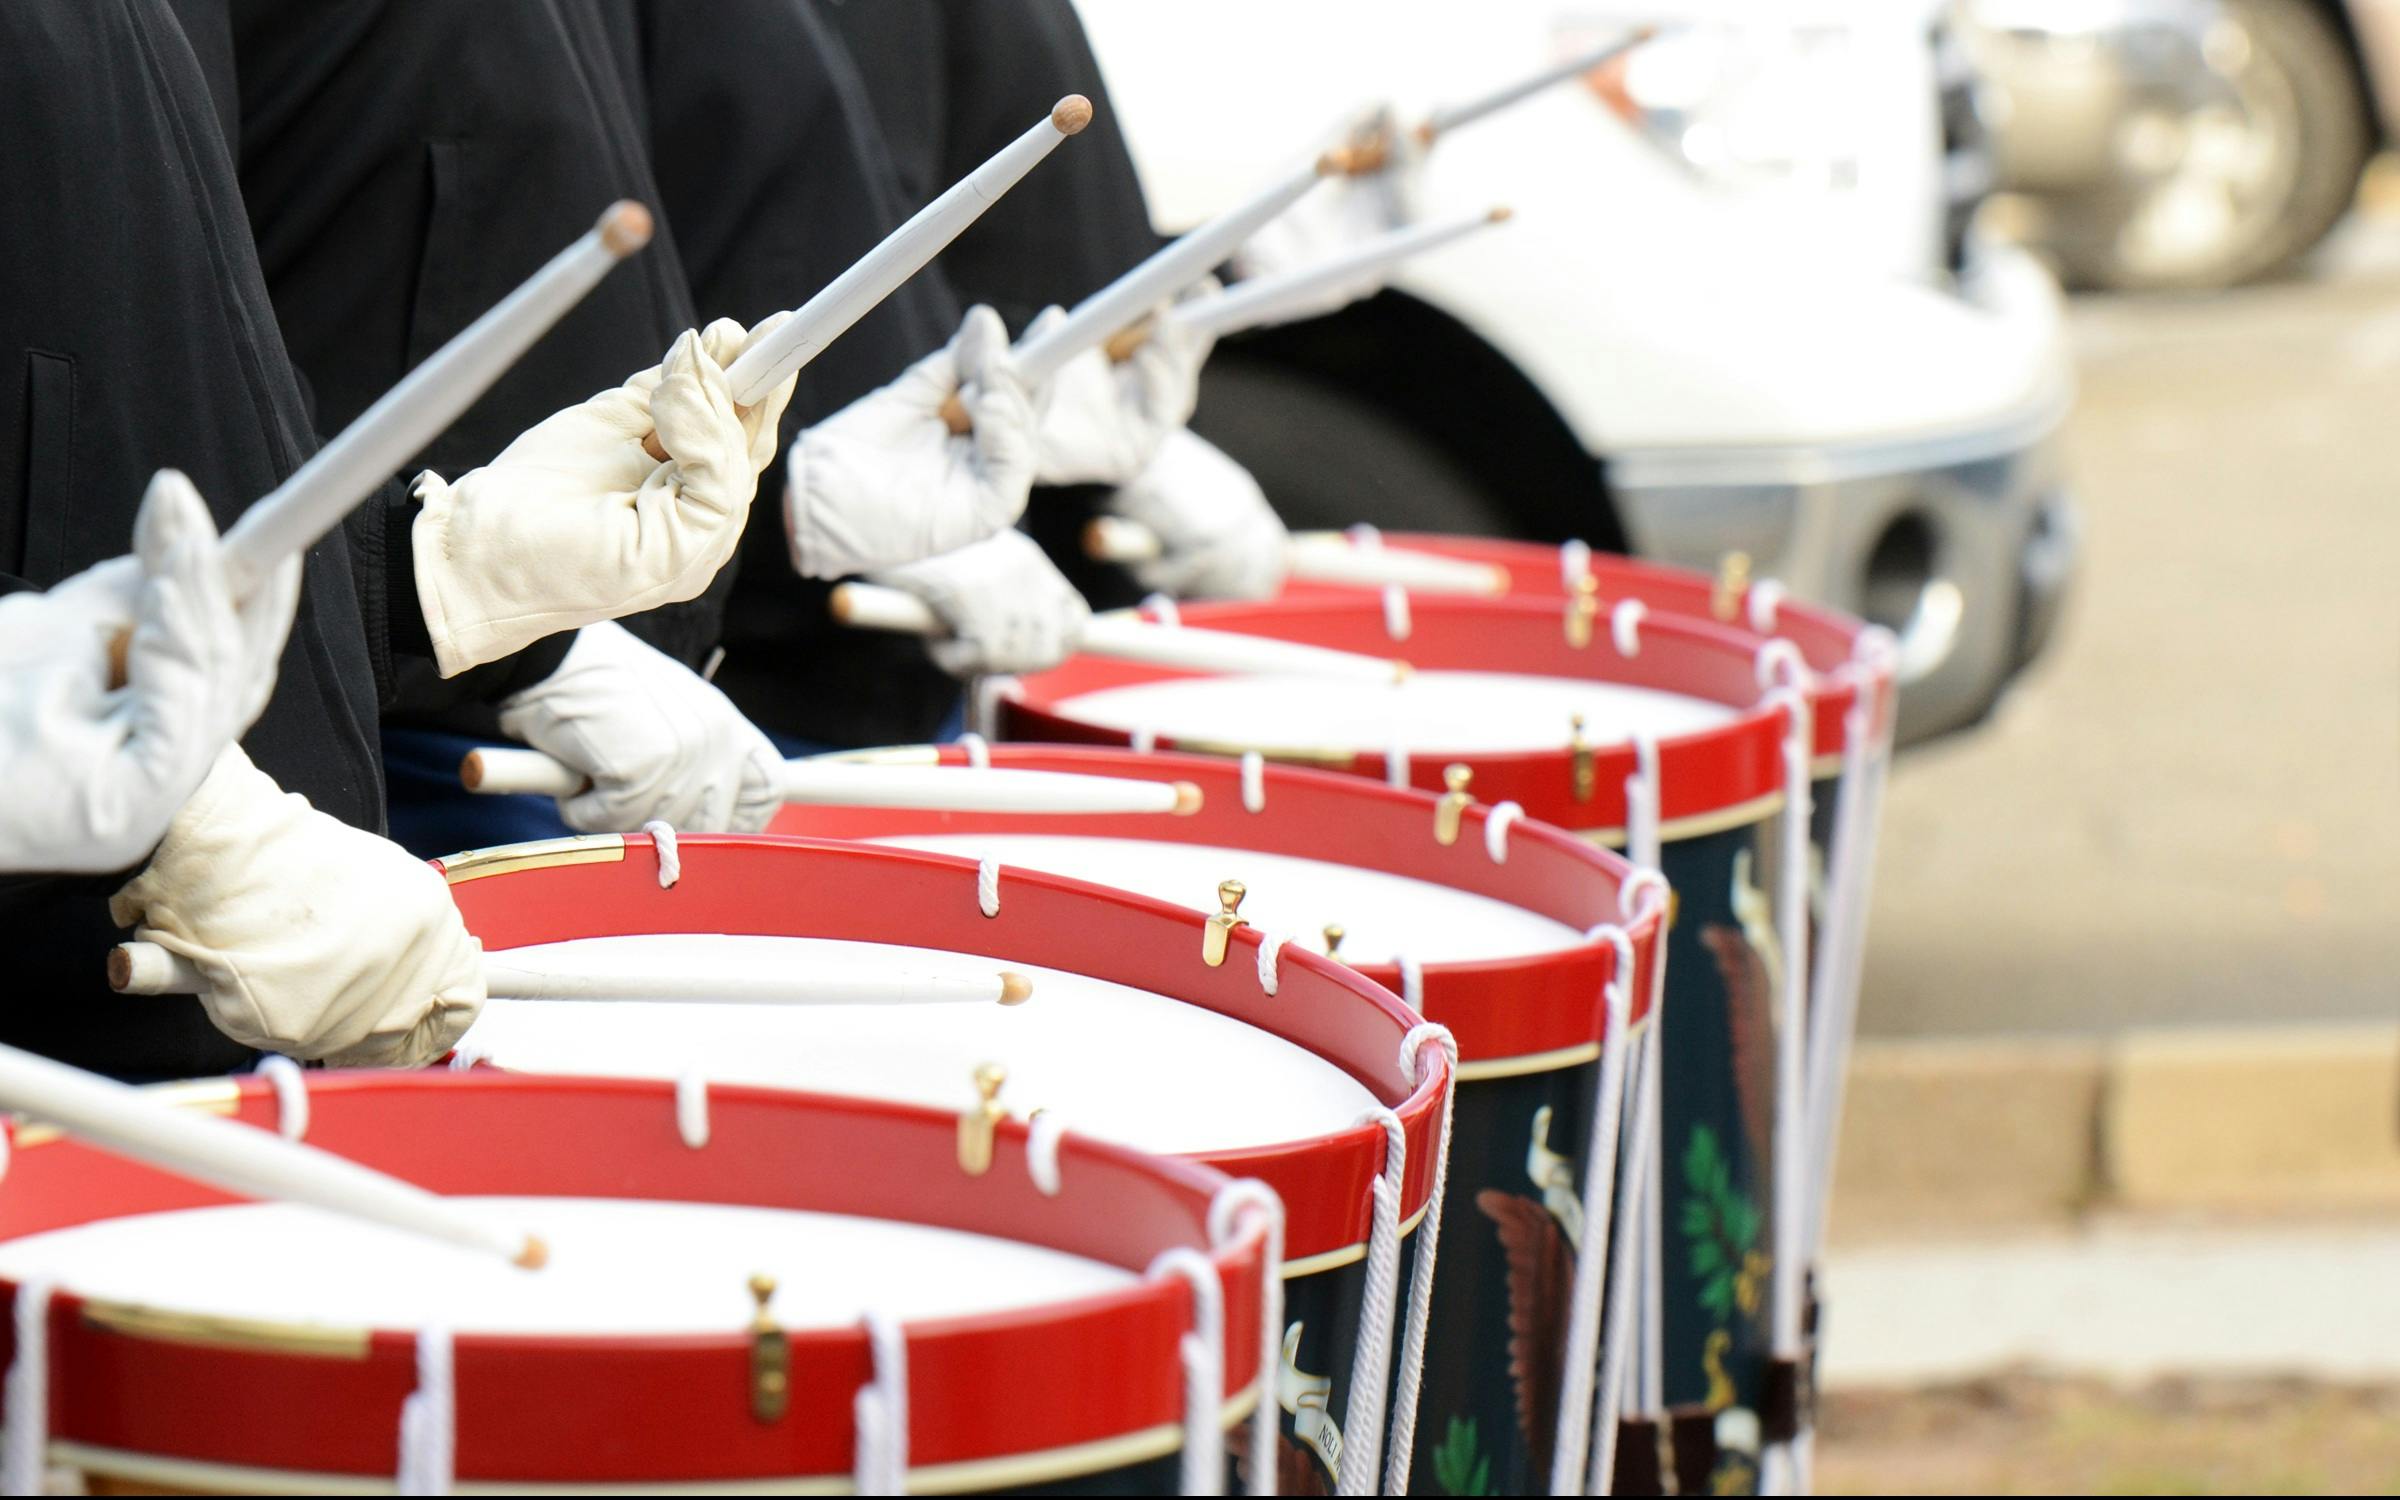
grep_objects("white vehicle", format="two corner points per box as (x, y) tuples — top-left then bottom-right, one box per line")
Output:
(1075, 0), (2079, 741)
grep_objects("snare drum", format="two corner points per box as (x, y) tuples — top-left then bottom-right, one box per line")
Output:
(439, 832), (1450, 1496)
(0, 1070), (1271, 1493)
(995, 593), (1875, 1491)
(771, 743), (1668, 1494)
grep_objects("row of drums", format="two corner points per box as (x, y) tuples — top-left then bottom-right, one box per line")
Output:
(0, 536), (1897, 1495)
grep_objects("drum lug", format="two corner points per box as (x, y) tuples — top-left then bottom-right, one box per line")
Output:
(1202, 880), (1249, 967)
(1321, 923), (1345, 960)
(1435, 764), (1473, 846)
(1565, 572), (1600, 648)
(1713, 551), (1751, 623)
(957, 1063), (1009, 1176)
(747, 1274), (790, 1424)
(1569, 715), (1597, 804)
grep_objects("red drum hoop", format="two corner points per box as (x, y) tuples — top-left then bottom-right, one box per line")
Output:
(0, 1071), (1269, 1488)
(772, 746), (1666, 1073)
(439, 832), (1447, 1265)
(1000, 595), (1816, 835)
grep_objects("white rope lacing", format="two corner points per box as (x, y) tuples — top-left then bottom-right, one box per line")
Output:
(1754, 638), (1809, 696)
(1337, 1110), (1407, 1497)
(1381, 585), (1412, 642)
(1552, 926), (1636, 1495)
(1560, 538), (1593, 593)
(1380, 1024), (1458, 1496)
(955, 732), (992, 769)
(1483, 801), (1524, 864)
(852, 1312), (910, 1495)
(976, 853), (1000, 919)
(1618, 867), (1669, 934)
(1208, 1180), (1286, 1497)
(446, 1041), (489, 1072)
(1610, 599), (1645, 658)
(0, 1126), (12, 1189)
(397, 1324), (454, 1496)
(256, 1054), (309, 1142)
(1384, 740), (1411, 791)
(1626, 735), (1663, 874)
(1132, 726), (1158, 755)
(1240, 752), (1266, 814)
(1147, 1248), (1228, 1496)
(970, 675), (1019, 741)
(1758, 686), (1814, 1499)
(3, 1279), (54, 1497)
(1256, 931), (1288, 997)
(1748, 579), (1787, 634)
(1143, 593), (1183, 629)
(1346, 523), (1384, 552)
(639, 821), (681, 889)
(1587, 1023), (1660, 1495)
(1395, 954), (1424, 1013)
(674, 1073), (709, 1150)
(1026, 1112), (1068, 1197)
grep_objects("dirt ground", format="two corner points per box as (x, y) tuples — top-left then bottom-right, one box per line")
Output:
(1817, 1373), (2400, 1495)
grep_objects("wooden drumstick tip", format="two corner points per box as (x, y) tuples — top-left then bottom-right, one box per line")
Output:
(105, 626), (132, 690)
(1051, 95), (1094, 136)
(1489, 205), (1515, 224)
(998, 971), (1034, 1006)
(1391, 660), (1415, 684)
(597, 200), (654, 258)
(515, 1235), (550, 1271)
(458, 750), (490, 791)
(641, 430), (671, 462)
(1101, 322), (1152, 363)
(1171, 781), (1204, 816)
(105, 944), (136, 994)
(939, 391), (972, 435)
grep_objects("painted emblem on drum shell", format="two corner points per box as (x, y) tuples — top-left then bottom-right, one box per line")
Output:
(1473, 1105), (1588, 1480)
(1279, 1322), (1343, 1490)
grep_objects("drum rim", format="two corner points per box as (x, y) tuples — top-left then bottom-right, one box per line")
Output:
(0, 1071), (1272, 1486)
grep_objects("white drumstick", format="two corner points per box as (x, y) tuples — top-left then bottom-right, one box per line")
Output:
(831, 582), (1413, 683)
(0, 1039), (543, 1268)
(722, 97), (1092, 407)
(1418, 27), (1657, 143)
(1084, 520), (1509, 597)
(1169, 207), (1513, 341)
(111, 943), (1033, 1009)
(1005, 149), (1352, 387)
(460, 748), (1204, 816)
(220, 202), (653, 597)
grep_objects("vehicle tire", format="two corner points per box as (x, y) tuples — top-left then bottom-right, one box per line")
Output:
(2049, 0), (2373, 291)
(1190, 359), (1520, 538)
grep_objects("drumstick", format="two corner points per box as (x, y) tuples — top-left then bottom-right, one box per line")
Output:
(111, 943), (1034, 1009)
(830, 582), (1413, 683)
(1416, 26), (1658, 144)
(220, 202), (653, 599)
(0, 1039), (545, 1268)
(1167, 207), (1512, 341)
(935, 147), (1350, 433)
(1083, 520), (1510, 597)
(460, 748), (1204, 816)
(719, 96), (1092, 410)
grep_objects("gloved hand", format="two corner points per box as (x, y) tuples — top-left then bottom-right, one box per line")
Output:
(869, 530), (1091, 678)
(783, 305), (1038, 579)
(496, 620), (783, 834)
(1107, 430), (1290, 600)
(1231, 103), (1424, 318)
(1028, 282), (1218, 488)
(109, 745), (483, 1067)
(0, 470), (298, 874)
(412, 315), (797, 676)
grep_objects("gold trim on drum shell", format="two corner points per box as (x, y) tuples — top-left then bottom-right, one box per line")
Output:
(439, 834), (627, 884)
(14, 1078), (242, 1150)
(1455, 1040), (1604, 1083)
(1282, 1198), (1432, 1280)
(48, 1381), (1266, 1496)
(79, 1300), (371, 1360)
(1574, 787), (1788, 847)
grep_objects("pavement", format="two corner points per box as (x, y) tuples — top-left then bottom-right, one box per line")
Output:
(1855, 191), (2400, 1039)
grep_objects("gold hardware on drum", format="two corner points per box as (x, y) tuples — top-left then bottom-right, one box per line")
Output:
(1566, 572), (1601, 648)
(1570, 714), (1597, 804)
(1322, 923), (1346, 959)
(1202, 879), (1249, 967)
(1436, 763), (1474, 845)
(747, 1273), (789, 1424)
(956, 1063), (1009, 1176)
(1713, 551), (1751, 623)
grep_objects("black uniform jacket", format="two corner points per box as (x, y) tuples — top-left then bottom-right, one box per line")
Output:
(0, 0), (388, 1076)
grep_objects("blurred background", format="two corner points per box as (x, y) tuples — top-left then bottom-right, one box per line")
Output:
(1073, 0), (2400, 1489)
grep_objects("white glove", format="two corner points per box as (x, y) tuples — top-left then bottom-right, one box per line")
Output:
(1231, 104), (1424, 318)
(1108, 430), (1290, 601)
(109, 746), (483, 1067)
(783, 305), (1038, 579)
(1028, 283), (1218, 488)
(412, 315), (797, 677)
(496, 620), (783, 834)
(0, 471), (297, 874)
(869, 530), (1091, 678)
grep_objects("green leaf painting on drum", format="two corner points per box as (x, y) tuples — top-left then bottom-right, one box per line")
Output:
(1433, 1417), (1493, 1496)
(1682, 1124), (1766, 1326)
